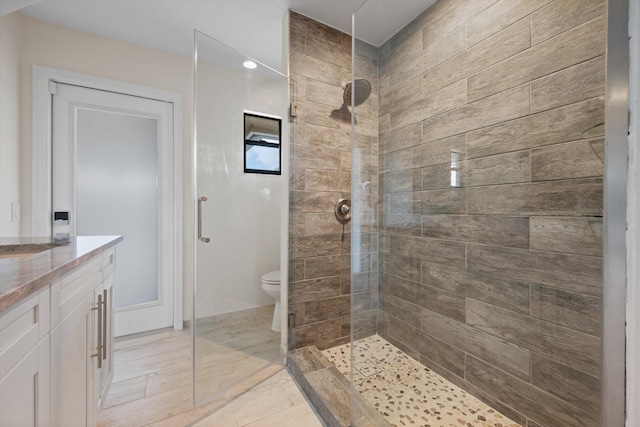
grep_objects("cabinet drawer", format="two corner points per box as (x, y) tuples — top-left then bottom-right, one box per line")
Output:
(60, 256), (102, 290)
(0, 288), (49, 381)
(101, 248), (115, 280)
(52, 256), (103, 327)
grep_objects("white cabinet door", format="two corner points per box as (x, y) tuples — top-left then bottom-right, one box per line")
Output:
(0, 289), (50, 427)
(0, 340), (49, 427)
(92, 272), (114, 413)
(51, 249), (116, 427)
(50, 291), (95, 427)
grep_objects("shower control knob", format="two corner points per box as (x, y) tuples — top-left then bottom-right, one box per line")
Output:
(334, 198), (351, 225)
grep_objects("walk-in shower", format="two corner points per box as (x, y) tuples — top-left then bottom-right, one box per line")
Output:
(288, 0), (610, 425)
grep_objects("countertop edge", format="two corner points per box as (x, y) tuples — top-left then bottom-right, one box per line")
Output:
(0, 236), (123, 313)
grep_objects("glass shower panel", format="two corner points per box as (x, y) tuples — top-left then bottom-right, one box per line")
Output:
(352, 1), (605, 426)
(350, 2), (383, 424)
(193, 30), (288, 406)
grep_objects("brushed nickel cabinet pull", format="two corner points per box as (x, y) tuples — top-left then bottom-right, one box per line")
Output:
(91, 293), (103, 369)
(102, 289), (107, 361)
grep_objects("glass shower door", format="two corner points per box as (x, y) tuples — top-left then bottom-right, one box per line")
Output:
(193, 30), (288, 405)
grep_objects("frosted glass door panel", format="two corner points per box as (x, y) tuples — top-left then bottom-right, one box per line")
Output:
(76, 109), (158, 308)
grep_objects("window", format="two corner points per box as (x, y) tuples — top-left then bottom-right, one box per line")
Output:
(244, 112), (281, 175)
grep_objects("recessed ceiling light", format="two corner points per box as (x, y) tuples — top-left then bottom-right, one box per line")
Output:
(243, 60), (257, 69)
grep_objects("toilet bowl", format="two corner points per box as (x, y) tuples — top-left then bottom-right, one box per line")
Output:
(261, 270), (281, 332)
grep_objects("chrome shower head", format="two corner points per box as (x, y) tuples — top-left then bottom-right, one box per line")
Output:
(343, 78), (371, 106)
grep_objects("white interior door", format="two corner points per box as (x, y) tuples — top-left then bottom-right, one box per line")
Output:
(52, 82), (175, 337)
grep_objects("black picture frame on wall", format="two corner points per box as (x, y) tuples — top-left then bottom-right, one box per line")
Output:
(243, 112), (282, 175)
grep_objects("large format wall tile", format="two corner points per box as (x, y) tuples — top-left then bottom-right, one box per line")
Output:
(531, 138), (604, 181)
(465, 0), (552, 47)
(388, 316), (466, 377)
(390, 79), (467, 132)
(466, 299), (601, 376)
(289, 51), (345, 87)
(466, 356), (597, 427)
(530, 0), (607, 45)
(421, 308), (531, 380)
(529, 216), (603, 256)
(389, 276), (466, 322)
(289, 12), (379, 351)
(418, 0), (500, 58)
(422, 17), (530, 97)
(466, 97), (604, 159)
(379, 293), (421, 328)
(421, 262), (530, 314)
(468, 15), (605, 101)
(467, 243), (602, 295)
(530, 353), (601, 418)
(464, 150), (531, 187)
(379, 75), (421, 117)
(530, 284), (602, 336)
(467, 178), (603, 216)
(421, 215), (529, 248)
(293, 318), (342, 349)
(303, 296), (351, 324)
(421, 26), (466, 74)
(389, 234), (466, 268)
(303, 123), (351, 151)
(422, 84), (530, 143)
(530, 56), (605, 113)
(291, 277), (341, 304)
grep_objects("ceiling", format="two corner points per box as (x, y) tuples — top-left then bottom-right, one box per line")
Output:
(8, 0), (434, 72)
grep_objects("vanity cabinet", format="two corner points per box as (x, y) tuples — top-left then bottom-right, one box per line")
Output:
(0, 288), (50, 427)
(0, 246), (116, 427)
(50, 247), (115, 427)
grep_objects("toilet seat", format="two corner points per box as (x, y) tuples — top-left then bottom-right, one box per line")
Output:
(262, 270), (280, 285)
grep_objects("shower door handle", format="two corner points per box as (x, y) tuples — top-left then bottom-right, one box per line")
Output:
(198, 196), (211, 243)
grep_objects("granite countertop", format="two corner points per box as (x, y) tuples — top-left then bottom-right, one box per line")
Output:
(0, 235), (123, 313)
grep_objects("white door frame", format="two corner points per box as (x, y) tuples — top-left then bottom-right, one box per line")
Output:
(32, 65), (184, 330)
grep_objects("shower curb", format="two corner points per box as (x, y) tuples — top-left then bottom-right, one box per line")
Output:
(287, 346), (391, 427)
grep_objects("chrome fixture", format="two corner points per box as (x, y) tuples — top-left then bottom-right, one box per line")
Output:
(343, 78), (371, 106)
(198, 196), (211, 243)
(334, 198), (351, 224)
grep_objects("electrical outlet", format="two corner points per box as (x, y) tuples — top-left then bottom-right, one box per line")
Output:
(11, 202), (20, 222)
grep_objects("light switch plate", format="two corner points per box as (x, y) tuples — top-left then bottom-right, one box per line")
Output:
(11, 202), (20, 222)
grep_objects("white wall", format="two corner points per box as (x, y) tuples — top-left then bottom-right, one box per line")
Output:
(11, 13), (197, 321)
(194, 58), (286, 318)
(0, 13), (22, 237)
(0, 12), (288, 323)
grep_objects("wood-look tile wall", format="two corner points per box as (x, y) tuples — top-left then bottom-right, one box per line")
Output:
(377, 1), (605, 426)
(288, 11), (379, 350)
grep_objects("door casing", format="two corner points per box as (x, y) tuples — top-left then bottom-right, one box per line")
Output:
(31, 65), (184, 331)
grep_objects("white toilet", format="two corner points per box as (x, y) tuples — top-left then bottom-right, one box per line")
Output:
(261, 270), (281, 332)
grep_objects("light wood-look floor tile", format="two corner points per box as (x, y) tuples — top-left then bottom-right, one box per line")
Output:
(98, 306), (311, 427)
(103, 375), (148, 409)
(194, 370), (323, 427)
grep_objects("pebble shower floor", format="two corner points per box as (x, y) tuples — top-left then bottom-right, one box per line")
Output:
(322, 335), (520, 427)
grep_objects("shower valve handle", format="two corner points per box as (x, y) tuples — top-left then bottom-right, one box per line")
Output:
(334, 198), (351, 225)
